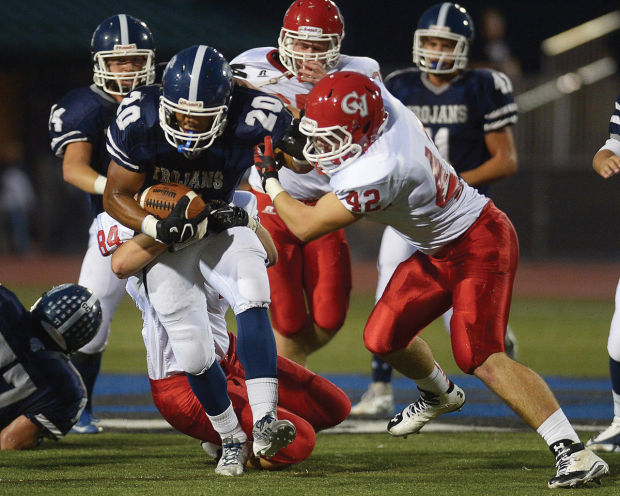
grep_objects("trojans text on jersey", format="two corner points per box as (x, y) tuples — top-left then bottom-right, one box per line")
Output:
(408, 104), (468, 125)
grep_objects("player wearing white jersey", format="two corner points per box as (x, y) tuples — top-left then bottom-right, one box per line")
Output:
(585, 96), (620, 453)
(254, 71), (609, 489)
(230, 0), (381, 365)
(351, 2), (519, 419)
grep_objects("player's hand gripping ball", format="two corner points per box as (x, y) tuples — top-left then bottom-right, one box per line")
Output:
(138, 183), (206, 219)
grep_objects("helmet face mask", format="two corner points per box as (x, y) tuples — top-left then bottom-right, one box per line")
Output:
(30, 284), (102, 353)
(278, 0), (344, 76)
(91, 14), (156, 96)
(413, 3), (474, 75)
(159, 45), (233, 156)
(300, 71), (388, 176)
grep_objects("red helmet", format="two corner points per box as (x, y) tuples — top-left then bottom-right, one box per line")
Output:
(278, 0), (344, 76)
(299, 71), (388, 175)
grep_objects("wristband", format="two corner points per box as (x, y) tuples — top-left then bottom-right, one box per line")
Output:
(264, 177), (285, 202)
(93, 175), (107, 195)
(141, 214), (159, 239)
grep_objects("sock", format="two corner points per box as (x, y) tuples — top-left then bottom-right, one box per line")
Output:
(236, 307), (277, 379)
(70, 351), (102, 413)
(186, 362), (231, 416)
(536, 408), (580, 455)
(245, 377), (278, 423)
(414, 362), (451, 394)
(610, 358), (620, 418)
(208, 403), (246, 443)
(371, 355), (393, 383)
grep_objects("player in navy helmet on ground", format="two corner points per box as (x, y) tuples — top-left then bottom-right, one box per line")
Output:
(0, 284), (101, 449)
(104, 45), (303, 473)
(48, 14), (156, 434)
(351, 2), (520, 420)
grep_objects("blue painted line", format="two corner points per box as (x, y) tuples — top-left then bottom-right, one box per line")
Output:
(92, 373), (615, 421)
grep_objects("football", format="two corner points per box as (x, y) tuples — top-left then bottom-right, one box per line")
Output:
(138, 183), (206, 220)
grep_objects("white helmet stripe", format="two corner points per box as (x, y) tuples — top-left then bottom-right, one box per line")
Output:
(56, 293), (98, 334)
(436, 3), (451, 27)
(118, 14), (129, 44)
(189, 45), (208, 101)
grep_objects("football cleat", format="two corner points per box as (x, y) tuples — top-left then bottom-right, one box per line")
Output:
(350, 381), (394, 419)
(585, 417), (620, 452)
(252, 413), (296, 458)
(214, 436), (249, 477)
(201, 441), (222, 462)
(387, 381), (465, 437)
(70, 410), (102, 434)
(548, 442), (609, 488)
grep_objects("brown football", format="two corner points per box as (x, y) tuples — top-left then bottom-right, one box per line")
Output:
(138, 183), (206, 220)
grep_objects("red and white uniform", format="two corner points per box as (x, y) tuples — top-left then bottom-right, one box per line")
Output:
(231, 47), (380, 336)
(330, 84), (518, 373)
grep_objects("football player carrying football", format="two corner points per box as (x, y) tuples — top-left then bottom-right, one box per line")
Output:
(585, 96), (620, 453)
(48, 14), (156, 434)
(95, 192), (350, 473)
(0, 284), (101, 449)
(351, 2), (520, 420)
(254, 71), (609, 489)
(104, 45), (304, 470)
(231, 0), (382, 366)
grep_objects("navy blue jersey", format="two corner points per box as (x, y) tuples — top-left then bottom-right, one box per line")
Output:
(49, 84), (119, 215)
(609, 96), (620, 139)
(106, 84), (293, 202)
(0, 285), (86, 440)
(385, 68), (517, 193)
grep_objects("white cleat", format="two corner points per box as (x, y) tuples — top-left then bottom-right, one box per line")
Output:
(201, 441), (222, 461)
(252, 413), (296, 458)
(504, 325), (518, 359)
(214, 437), (249, 476)
(387, 381), (465, 437)
(548, 442), (609, 488)
(350, 381), (394, 419)
(585, 417), (620, 453)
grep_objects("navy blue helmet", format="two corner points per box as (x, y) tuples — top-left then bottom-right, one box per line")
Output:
(413, 3), (474, 74)
(30, 284), (102, 353)
(159, 45), (234, 154)
(91, 14), (156, 96)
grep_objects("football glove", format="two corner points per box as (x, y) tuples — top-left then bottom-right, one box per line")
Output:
(274, 114), (306, 160)
(153, 196), (209, 244)
(254, 135), (279, 191)
(208, 204), (258, 233)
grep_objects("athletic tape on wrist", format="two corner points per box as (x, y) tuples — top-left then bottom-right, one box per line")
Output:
(264, 177), (285, 202)
(141, 214), (159, 239)
(93, 175), (107, 195)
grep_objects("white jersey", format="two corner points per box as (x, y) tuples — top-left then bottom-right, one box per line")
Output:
(231, 47), (381, 200)
(330, 83), (489, 255)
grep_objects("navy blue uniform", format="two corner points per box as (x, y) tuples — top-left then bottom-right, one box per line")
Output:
(0, 286), (86, 440)
(385, 68), (517, 193)
(106, 84), (293, 202)
(49, 84), (119, 215)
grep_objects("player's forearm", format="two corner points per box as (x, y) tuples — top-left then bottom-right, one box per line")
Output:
(62, 161), (105, 194)
(111, 234), (167, 279)
(459, 152), (517, 187)
(272, 191), (323, 242)
(103, 190), (148, 233)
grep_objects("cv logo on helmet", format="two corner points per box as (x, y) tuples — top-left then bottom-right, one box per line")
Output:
(341, 92), (368, 117)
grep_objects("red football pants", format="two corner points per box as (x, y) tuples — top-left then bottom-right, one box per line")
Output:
(364, 201), (519, 374)
(254, 190), (352, 336)
(150, 335), (351, 465)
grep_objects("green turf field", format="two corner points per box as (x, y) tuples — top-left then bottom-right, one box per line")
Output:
(4, 285), (617, 494)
